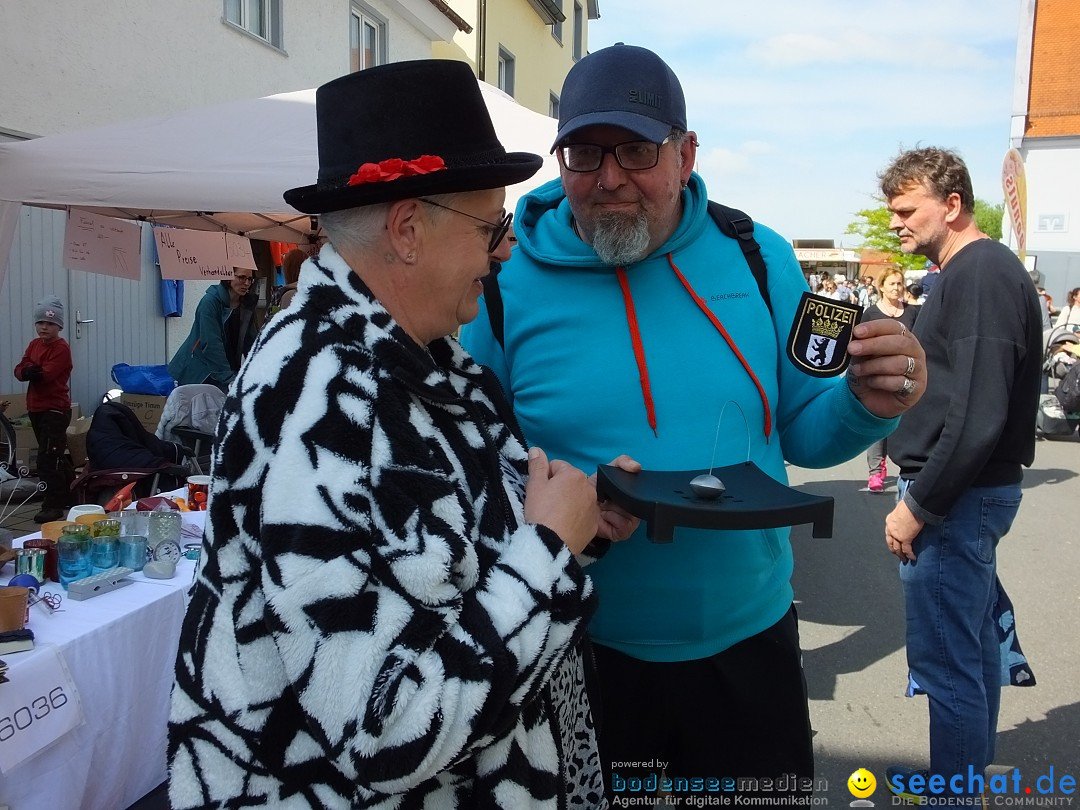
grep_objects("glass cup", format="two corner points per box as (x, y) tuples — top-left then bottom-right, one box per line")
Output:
(91, 518), (121, 538)
(16, 548), (47, 583)
(117, 535), (148, 572)
(110, 511), (147, 539)
(22, 538), (59, 583)
(186, 475), (212, 511)
(57, 534), (93, 589)
(148, 510), (182, 548)
(90, 536), (120, 574)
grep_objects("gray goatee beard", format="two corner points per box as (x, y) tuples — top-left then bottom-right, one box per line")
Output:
(590, 211), (651, 266)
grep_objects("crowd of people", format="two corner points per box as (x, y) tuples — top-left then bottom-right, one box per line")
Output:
(2, 41), (1052, 810)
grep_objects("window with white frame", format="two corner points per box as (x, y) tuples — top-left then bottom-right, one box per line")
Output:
(224, 0), (283, 48)
(351, 4), (387, 71)
(552, 0), (563, 42)
(549, 92), (560, 118)
(573, 2), (583, 60)
(498, 47), (516, 97)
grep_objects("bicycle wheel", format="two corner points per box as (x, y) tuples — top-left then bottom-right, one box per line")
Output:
(0, 413), (16, 475)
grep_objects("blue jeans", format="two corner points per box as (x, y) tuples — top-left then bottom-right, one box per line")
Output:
(897, 479), (1021, 790)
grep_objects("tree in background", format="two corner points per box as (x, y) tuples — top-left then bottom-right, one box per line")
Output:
(845, 199), (926, 274)
(846, 197), (1006, 271)
(974, 199), (1004, 240)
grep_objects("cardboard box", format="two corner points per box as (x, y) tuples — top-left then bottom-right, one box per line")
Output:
(119, 393), (168, 432)
(1, 393), (80, 469)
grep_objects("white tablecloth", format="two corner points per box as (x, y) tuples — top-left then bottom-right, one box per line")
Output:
(0, 504), (205, 810)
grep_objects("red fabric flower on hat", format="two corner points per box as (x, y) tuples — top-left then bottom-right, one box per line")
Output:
(348, 163), (383, 184)
(347, 155), (446, 186)
(409, 154), (446, 174)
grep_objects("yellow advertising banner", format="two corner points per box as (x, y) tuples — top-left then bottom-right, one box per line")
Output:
(1002, 149), (1027, 263)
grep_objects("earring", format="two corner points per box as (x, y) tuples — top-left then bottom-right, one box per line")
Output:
(406, 252), (416, 263)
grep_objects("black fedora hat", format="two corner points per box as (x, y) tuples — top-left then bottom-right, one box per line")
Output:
(284, 60), (543, 214)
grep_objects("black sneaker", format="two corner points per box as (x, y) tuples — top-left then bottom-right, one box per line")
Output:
(886, 765), (928, 804)
(33, 507), (65, 524)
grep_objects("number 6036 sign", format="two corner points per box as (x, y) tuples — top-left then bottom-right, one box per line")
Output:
(0, 647), (84, 774)
(0, 687), (69, 740)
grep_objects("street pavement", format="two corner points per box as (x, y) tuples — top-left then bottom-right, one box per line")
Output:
(789, 431), (1080, 805)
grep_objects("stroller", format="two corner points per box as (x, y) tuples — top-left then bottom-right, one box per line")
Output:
(1036, 324), (1080, 438)
(70, 400), (196, 506)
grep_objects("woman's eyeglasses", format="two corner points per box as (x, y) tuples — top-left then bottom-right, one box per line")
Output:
(418, 198), (513, 253)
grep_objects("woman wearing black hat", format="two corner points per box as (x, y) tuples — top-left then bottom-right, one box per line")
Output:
(167, 60), (639, 810)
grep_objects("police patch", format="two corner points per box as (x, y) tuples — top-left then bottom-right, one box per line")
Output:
(786, 292), (862, 377)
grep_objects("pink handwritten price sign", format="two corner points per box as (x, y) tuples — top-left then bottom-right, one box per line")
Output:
(0, 647), (84, 773)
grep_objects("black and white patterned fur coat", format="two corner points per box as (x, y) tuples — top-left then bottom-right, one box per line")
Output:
(168, 245), (607, 809)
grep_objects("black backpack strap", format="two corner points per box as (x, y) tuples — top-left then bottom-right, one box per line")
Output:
(707, 200), (772, 316)
(480, 260), (505, 348)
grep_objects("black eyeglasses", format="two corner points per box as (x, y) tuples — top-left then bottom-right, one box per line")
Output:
(231, 273), (254, 284)
(418, 198), (513, 253)
(558, 137), (672, 173)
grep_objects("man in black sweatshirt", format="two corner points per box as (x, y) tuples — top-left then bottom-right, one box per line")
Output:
(877, 147), (1042, 802)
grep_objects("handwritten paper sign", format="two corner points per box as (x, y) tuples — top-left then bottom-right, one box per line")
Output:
(225, 233), (256, 270)
(63, 210), (142, 280)
(0, 646), (85, 773)
(154, 227), (255, 280)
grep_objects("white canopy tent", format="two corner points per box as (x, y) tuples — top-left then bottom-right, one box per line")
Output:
(0, 79), (560, 291)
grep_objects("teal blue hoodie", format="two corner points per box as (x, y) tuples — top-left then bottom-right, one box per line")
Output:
(461, 173), (894, 661)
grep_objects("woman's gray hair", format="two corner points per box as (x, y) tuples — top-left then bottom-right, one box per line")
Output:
(320, 193), (463, 256)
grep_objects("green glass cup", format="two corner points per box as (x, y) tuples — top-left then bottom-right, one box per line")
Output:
(91, 518), (121, 538)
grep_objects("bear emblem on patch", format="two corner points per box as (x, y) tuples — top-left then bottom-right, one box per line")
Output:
(786, 292), (862, 377)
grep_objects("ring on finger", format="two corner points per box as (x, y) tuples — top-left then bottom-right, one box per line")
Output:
(904, 355), (915, 376)
(899, 377), (916, 397)
(900, 324), (908, 338)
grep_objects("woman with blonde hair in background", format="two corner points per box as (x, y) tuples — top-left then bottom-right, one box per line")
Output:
(858, 267), (920, 491)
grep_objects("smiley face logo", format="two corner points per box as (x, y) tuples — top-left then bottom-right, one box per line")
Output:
(848, 768), (877, 798)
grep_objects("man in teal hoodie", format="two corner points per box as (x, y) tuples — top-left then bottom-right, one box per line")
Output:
(461, 44), (927, 800)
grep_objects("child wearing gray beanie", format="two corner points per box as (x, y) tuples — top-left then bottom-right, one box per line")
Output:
(13, 294), (75, 522)
(32, 295), (65, 329)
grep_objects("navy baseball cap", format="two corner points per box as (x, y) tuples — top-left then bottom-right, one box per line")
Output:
(552, 43), (687, 150)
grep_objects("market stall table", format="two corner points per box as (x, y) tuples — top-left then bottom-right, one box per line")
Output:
(0, 503), (204, 810)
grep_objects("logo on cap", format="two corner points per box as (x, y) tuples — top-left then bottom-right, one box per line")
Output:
(786, 292), (862, 377)
(628, 89), (661, 110)
(44, 309), (56, 318)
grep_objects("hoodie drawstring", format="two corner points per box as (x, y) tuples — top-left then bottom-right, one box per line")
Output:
(615, 267), (658, 436)
(614, 254), (773, 441)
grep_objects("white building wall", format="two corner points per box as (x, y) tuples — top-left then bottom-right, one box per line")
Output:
(1022, 141), (1080, 254)
(0, 1), (439, 137)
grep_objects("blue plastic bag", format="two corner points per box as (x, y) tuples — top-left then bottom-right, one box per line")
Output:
(111, 363), (177, 396)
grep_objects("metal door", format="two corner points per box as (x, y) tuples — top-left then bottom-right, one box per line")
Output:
(0, 207), (168, 415)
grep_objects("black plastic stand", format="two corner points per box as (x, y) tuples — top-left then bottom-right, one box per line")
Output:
(596, 462), (834, 543)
